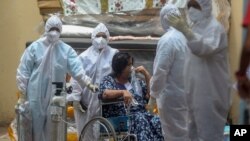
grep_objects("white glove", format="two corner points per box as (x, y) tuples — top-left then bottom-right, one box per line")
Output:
(147, 97), (157, 114)
(86, 82), (99, 93)
(167, 15), (194, 39)
(65, 83), (73, 94)
(76, 74), (98, 93)
(73, 101), (86, 113)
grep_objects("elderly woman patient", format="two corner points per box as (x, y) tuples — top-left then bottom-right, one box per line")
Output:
(98, 52), (164, 141)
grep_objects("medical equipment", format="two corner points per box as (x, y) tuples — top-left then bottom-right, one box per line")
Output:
(15, 101), (32, 141)
(50, 82), (67, 141)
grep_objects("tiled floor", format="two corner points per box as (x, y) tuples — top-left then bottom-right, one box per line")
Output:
(0, 126), (10, 141)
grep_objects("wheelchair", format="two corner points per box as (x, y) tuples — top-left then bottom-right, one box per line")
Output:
(79, 98), (137, 141)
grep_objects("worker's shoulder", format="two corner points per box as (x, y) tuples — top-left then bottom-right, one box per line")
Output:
(57, 41), (78, 53)
(26, 39), (43, 51)
(59, 40), (72, 48)
(108, 46), (119, 53)
(78, 46), (92, 56)
(159, 29), (185, 44)
(207, 17), (225, 32)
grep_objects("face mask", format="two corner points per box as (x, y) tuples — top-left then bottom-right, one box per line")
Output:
(188, 7), (203, 23)
(93, 37), (108, 49)
(47, 31), (60, 42)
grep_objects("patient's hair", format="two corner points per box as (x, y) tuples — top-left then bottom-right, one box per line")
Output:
(111, 52), (134, 77)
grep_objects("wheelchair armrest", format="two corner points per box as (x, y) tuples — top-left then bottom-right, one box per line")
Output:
(100, 97), (124, 105)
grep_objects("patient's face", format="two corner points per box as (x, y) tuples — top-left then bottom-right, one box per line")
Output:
(121, 58), (133, 79)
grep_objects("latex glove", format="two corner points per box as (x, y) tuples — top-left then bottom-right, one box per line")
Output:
(86, 82), (99, 93)
(167, 15), (194, 39)
(65, 83), (73, 94)
(73, 101), (86, 113)
(147, 97), (157, 114)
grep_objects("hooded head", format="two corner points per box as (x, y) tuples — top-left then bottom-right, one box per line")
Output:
(187, 0), (212, 23)
(168, 0), (189, 27)
(160, 3), (181, 31)
(196, 0), (212, 17)
(168, 0), (187, 8)
(91, 23), (110, 50)
(45, 16), (62, 43)
(45, 16), (62, 33)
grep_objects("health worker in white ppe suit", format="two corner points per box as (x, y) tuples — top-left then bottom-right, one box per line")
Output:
(67, 23), (118, 139)
(16, 15), (98, 141)
(168, 0), (231, 140)
(149, 3), (189, 141)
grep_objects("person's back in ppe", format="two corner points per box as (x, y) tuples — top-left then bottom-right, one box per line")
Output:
(16, 16), (96, 141)
(168, 0), (231, 140)
(150, 3), (189, 141)
(67, 23), (118, 139)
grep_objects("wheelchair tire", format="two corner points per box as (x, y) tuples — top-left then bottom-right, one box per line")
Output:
(79, 116), (117, 141)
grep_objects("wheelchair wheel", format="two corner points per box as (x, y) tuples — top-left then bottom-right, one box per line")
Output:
(79, 116), (117, 141)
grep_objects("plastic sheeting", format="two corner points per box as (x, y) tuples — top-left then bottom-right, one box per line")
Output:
(61, 9), (164, 36)
(59, 0), (231, 36)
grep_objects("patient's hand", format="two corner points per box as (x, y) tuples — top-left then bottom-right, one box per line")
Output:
(135, 66), (149, 76)
(122, 90), (133, 105)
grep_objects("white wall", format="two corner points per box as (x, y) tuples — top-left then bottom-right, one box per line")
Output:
(228, 0), (243, 124)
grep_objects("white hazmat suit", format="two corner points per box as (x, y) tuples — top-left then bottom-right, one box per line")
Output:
(170, 0), (231, 140)
(150, 4), (189, 141)
(16, 16), (95, 141)
(67, 23), (118, 139)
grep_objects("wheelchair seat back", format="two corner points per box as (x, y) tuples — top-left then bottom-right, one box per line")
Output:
(100, 98), (130, 133)
(100, 115), (129, 133)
